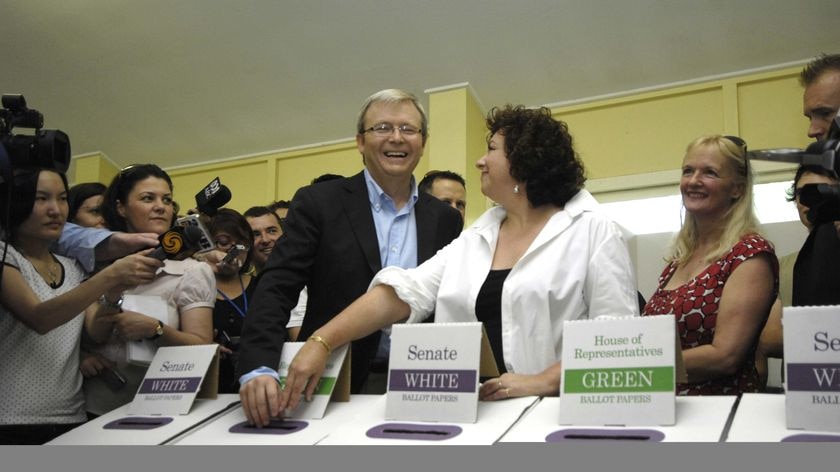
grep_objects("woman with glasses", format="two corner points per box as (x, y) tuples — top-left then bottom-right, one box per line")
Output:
(83, 164), (216, 415)
(206, 209), (257, 393)
(0, 168), (161, 444)
(246, 105), (639, 423)
(642, 135), (778, 395)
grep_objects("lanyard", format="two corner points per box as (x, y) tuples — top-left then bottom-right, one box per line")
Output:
(216, 275), (249, 318)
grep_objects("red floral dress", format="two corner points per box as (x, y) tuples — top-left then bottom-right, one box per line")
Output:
(642, 235), (778, 395)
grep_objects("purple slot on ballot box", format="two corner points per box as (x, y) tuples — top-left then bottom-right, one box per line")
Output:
(229, 419), (309, 435)
(103, 417), (174, 430)
(366, 423), (462, 441)
(545, 428), (665, 442)
(782, 433), (840, 442)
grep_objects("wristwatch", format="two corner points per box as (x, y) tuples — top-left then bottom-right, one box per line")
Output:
(147, 321), (164, 340)
(99, 294), (124, 311)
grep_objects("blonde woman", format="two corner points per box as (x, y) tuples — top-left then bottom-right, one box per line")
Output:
(643, 135), (778, 395)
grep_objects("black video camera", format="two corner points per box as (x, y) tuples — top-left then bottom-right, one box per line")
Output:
(0, 94), (71, 185)
(748, 113), (840, 225)
(797, 115), (840, 226)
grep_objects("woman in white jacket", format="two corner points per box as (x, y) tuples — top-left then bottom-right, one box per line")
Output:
(242, 105), (639, 426)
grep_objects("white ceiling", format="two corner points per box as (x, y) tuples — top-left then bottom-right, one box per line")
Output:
(2, 0), (839, 170)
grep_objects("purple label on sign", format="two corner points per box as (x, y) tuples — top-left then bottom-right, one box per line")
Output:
(546, 428), (665, 442)
(366, 423), (462, 441)
(138, 377), (203, 394)
(103, 416), (174, 430)
(388, 369), (476, 393)
(786, 363), (840, 391)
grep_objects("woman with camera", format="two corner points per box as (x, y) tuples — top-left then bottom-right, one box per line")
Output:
(207, 208), (258, 393)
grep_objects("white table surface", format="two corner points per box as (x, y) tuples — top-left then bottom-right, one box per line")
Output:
(172, 394), (383, 445)
(46, 394), (241, 445)
(317, 395), (539, 445)
(726, 393), (840, 442)
(499, 396), (737, 443)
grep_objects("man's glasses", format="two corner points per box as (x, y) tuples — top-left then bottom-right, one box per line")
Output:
(363, 123), (421, 137)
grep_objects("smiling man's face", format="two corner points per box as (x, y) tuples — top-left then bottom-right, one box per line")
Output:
(356, 100), (425, 187)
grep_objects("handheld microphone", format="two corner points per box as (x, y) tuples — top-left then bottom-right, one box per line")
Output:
(194, 177), (231, 217)
(148, 226), (204, 260)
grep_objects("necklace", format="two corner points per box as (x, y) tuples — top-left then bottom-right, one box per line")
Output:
(25, 254), (62, 289)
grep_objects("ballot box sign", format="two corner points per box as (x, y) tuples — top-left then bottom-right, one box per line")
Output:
(559, 316), (676, 426)
(784, 305), (840, 432)
(128, 344), (218, 416)
(386, 322), (482, 423)
(278, 342), (350, 419)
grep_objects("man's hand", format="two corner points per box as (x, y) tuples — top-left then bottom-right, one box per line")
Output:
(240, 375), (283, 427)
(95, 232), (159, 261)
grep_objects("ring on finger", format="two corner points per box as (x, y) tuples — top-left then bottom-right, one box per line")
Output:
(504, 388), (511, 398)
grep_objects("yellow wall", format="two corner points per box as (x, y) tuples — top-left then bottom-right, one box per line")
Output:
(425, 85), (489, 224)
(70, 65), (812, 211)
(551, 67), (810, 182)
(70, 152), (119, 186)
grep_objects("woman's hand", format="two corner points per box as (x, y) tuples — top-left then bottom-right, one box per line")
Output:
(111, 310), (160, 341)
(103, 249), (163, 292)
(278, 338), (331, 412)
(79, 350), (115, 378)
(479, 364), (562, 400)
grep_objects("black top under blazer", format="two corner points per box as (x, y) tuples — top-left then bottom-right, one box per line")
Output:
(236, 171), (464, 392)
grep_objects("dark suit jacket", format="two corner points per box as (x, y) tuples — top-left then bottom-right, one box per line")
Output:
(237, 171), (463, 392)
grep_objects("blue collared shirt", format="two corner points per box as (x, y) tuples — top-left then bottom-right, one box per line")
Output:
(364, 168), (419, 271)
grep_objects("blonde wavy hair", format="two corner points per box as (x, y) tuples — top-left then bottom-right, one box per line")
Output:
(669, 135), (762, 266)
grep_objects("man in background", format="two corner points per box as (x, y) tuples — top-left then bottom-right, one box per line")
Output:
(757, 53), (840, 387)
(801, 53), (840, 140)
(418, 170), (466, 223)
(243, 206), (282, 273)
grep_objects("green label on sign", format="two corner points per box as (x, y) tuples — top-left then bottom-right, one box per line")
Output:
(564, 367), (673, 394)
(277, 376), (336, 395)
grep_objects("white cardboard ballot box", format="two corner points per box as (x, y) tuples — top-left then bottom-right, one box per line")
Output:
(500, 396), (736, 443)
(318, 395), (538, 445)
(727, 393), (840, 442)
(558, 316), (678, 426)
(783, 305), (840, 432)
(46, 394), (240, 445)
(277, 343), (351, 419)
(172, 395), (381, 445)
(386, 322), (485, 423)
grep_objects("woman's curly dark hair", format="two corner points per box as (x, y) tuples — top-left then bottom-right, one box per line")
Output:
(486, 105), (585, 208)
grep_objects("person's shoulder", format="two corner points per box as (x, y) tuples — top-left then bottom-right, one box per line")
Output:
(738, 233), (776, 255)
(0, 242), (23, 266)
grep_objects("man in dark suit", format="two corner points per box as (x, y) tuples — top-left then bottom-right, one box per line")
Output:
(237, 89), (463, 425)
